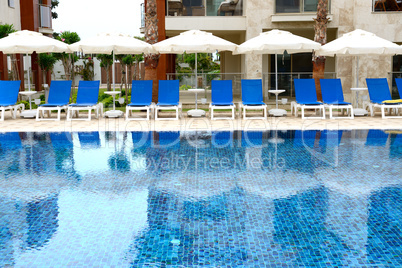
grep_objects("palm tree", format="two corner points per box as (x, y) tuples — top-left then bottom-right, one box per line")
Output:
(97, 54), (113, 91)
(144, 0), (160, 102)
(38, 53), (56, 101)
(312, 0), (329, 101)
(54, 31), (80, 82)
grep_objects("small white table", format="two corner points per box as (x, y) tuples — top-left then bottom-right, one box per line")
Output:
(268, 89), (287, 117)
(351, 87), (368, 116)
(19, 91), (38, 118)
(187, 88), (206, 117)
(104, 91), (123, 118)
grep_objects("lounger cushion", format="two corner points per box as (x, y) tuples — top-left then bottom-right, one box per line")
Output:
(0, 102), (16, 106)
(324, 101), (351, 105)
(211, 102), (233, 106)
(40, 103), (68, 107)
(127, 102), (152, 106)
(297, 101), (323, 105)
(157, 102), (179, 106)
(69, 103), (98, 107)
(242, 101), (266, 105)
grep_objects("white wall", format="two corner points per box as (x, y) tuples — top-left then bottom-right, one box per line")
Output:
(0, 0), (21, 30)
(53, 58), (102, 86)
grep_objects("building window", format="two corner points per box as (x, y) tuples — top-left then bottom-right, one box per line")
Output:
(373, 0), (402, 12)
(275, 0), (330, 13)
(8, 0), (15, 8)
(40, 5), (51, 28)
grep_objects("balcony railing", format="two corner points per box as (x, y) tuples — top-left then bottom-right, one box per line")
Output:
(166, 0), (243, 17)
(373, 0), (402, 12)
(275, 0), (331, 14)
(166, 72), (337, 102)
(39, 5), (51, 28)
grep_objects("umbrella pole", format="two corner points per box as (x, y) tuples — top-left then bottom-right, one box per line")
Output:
(275, 53), (278, 91)
(26, 53), (32, 110)
(275, 53), (278, 109)
(195, 52), (198, 88)
(112, 53), (116, 110)
(356, 56), (359, 88)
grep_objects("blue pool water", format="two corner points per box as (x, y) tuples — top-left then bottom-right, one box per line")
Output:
(0, 130), (401, 267)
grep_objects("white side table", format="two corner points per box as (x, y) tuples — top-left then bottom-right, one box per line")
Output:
(104, 91), (123, 118)
(268, 89), (287, 117)
(351, 88), (368, 116)
(19, 91), (38, 118)
(187, 88), (206, 117)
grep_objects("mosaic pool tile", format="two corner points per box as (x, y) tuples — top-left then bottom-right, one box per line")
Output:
(0, 130), (400, 267)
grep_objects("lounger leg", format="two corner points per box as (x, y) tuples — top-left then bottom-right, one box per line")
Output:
(381, 106), (385, 119)
(301, 107), (305, 119)
(231, 107), (234, 120)
(0, 108), (4, 121)
(329, 107), (333, 119)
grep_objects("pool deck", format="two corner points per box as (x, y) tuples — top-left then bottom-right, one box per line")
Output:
(0, 110), (401, 132)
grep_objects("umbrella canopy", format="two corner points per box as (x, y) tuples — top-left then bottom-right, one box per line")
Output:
(153, 30), (237, 88)
(69, 32), (154, 92)
(0, 30), (70, 92)
(152, 30), (237, 54)
(68, 32), (154, 55)
(234, 29), (320, 91)
(315, 29), (402, 57)
(234, 29), (321, 55)
(0, 30), (70, 53)
(315, 29), (402, 87)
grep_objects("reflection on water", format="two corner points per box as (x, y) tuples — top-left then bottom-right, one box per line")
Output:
(0, 130), (400, 267)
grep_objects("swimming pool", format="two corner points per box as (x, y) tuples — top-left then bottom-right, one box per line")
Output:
(0, 130), (401, 267)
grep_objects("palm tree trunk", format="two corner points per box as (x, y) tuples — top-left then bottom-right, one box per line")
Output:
(144, 0), (160, 103)
(313, 0), (329, 102)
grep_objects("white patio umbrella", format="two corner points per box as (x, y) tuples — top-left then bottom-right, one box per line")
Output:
(315, 29), (402, 88)
(235, 29), (321, 89)
(234, 29), (321, 116)
(0, 30), (70, 92)
(69, 32), (154, 117)
(69, 32), (155, 91)
(152, 30), (238, 88)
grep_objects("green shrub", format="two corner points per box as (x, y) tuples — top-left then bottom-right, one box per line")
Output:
(180, 84), (192, 91)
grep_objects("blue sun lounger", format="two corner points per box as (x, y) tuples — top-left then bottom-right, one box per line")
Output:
(155, 80), (181, 120)
(293, 79), (325, 119)
(209, 80), (235, 120)
(36, 80), (72, 121)
(239, 79), (267, 119)
(126, 80), (154, 121)
(366, 78), (402, 119)
(395, 78), (402, 99)
(0, 80), (24, 121)
(67, 80), (101, 121)
(320, 79), (354, 119)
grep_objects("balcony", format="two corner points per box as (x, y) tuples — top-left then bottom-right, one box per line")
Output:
(39, 4), (53, 34)
(166, 0), (243, 17)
